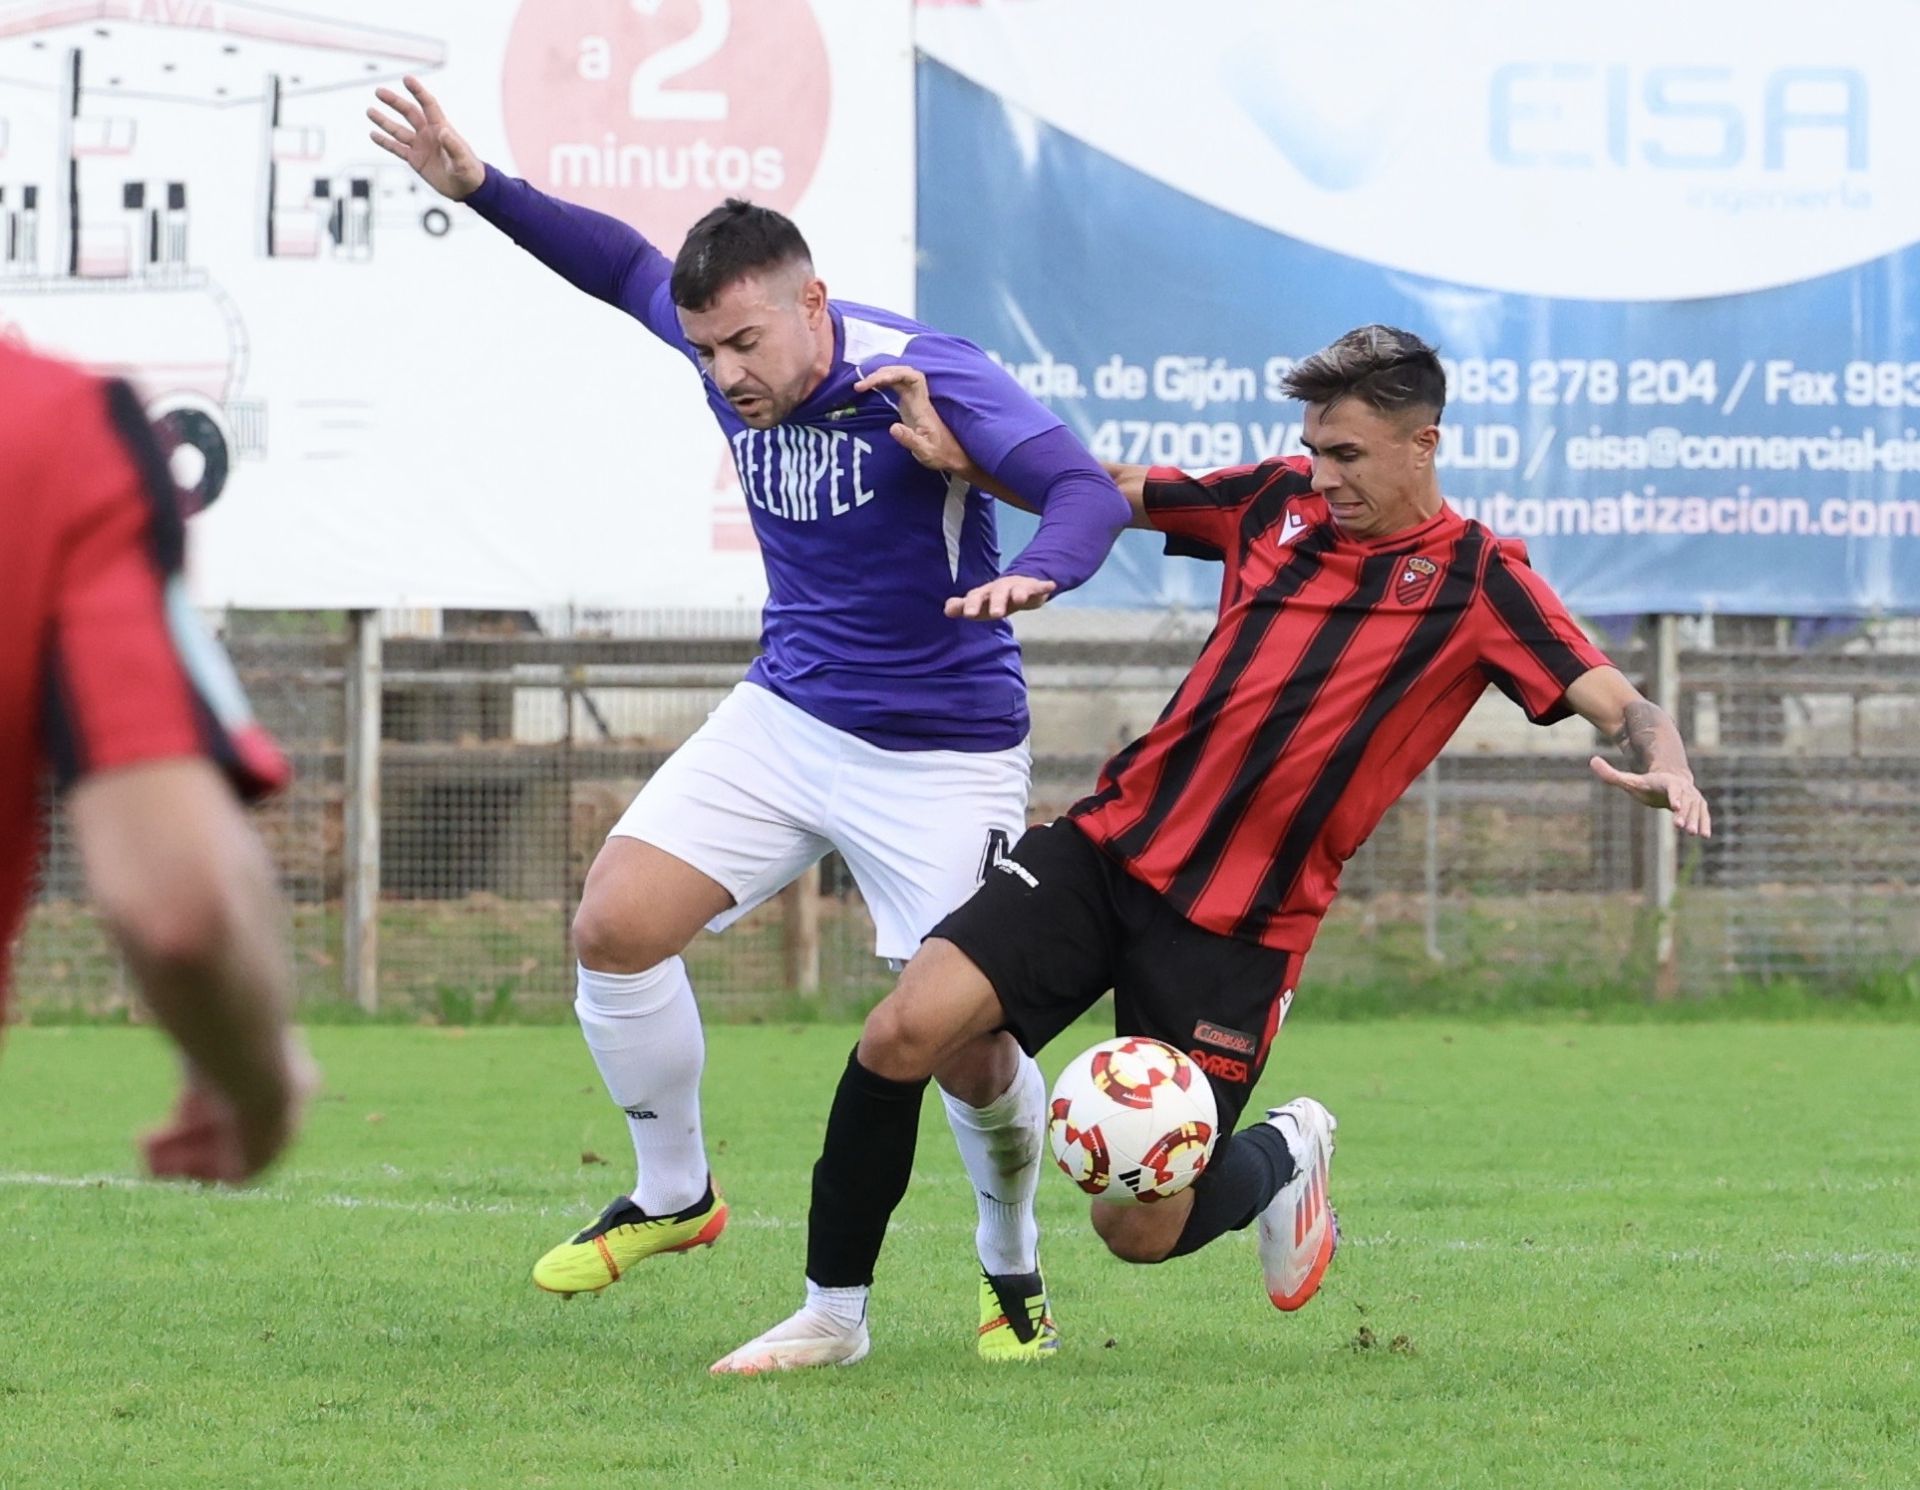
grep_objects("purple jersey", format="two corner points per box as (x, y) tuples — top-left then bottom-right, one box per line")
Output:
(469, 169), (1093, 751)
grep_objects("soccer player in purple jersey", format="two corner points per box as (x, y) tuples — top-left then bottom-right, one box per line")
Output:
(370, 77), (1132, 1362)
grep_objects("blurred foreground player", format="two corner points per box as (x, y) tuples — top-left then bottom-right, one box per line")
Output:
(0, 344), (309, 1184)
(717, 327), (1712, 1371)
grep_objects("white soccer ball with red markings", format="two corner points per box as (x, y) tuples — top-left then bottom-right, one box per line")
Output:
(1047, 1036), (1219, 1205)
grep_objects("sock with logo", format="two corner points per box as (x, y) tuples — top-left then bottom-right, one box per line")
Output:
(940, 1046), (1045, 1276)
(1165, 1122), (1296, 1258)
(573, 958), (708, 1217)
(807, 1048), (931, 1287)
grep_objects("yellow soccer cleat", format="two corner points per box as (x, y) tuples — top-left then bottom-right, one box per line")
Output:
(532, 1186), (728, 1296)
(976, 1266), (1060, 1361)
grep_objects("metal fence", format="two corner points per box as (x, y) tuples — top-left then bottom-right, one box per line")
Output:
(14, 610), (1919, 1018)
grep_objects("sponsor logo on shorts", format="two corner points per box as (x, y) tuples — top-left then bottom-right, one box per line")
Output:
(1191, 1019), (1258, 1056)
(1190, 1049), (1251, 1084)
(995, 857), (1040, 890)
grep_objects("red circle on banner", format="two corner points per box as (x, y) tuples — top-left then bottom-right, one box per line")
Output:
(501, 0), (830, 251)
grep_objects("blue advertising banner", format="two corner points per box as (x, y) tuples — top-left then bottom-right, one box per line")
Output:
(914, 1), (1920, 615)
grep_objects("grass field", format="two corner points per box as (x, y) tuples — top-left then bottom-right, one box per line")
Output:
(1, 1021), (1914, 1489)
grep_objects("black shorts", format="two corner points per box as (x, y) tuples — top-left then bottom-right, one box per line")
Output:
(932, 820), (1302, 1132)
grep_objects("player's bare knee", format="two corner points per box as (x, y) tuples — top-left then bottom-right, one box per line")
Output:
(1101, 1232), (1174, 1265)
(857, 994), (943, 1083)
(571, 896), (680, 974)
(1089, 1204), (1180, 1265)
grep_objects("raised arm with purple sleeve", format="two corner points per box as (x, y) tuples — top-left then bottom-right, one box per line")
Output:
(464, 165), (684, 345)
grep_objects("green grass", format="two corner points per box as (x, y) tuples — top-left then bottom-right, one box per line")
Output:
(1, 1023), (1914, 1489)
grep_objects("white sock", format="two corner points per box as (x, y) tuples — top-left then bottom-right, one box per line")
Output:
(805, 1279), (869, 1331)
(940, 1049), (1045, 1277)
(573, 958), (708, 1217)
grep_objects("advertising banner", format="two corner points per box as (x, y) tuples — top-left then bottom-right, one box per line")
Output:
(0, 0), (914, 608)
(916, 0), (1920, 615)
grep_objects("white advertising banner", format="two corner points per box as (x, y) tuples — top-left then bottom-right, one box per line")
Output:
(0, 0), (915, 608)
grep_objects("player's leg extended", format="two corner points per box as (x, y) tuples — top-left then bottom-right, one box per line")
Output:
(710, 939), (1007, 1374)
(1085, 1091), (1333, 1309)
(828, 736), (1053, 1356)
(533, 838), (734, 1296)
(1085, 1092), (1334, 1309)
(1087, 910), (1339, 1310)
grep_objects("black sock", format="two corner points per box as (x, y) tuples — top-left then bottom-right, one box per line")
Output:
(1166, 1122), (1297, 1259)
(804, 1047), (931, 1288)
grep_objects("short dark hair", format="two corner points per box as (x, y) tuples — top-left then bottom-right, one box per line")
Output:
(1281, 325), (1446, 422)
(670, 199), (813, 310)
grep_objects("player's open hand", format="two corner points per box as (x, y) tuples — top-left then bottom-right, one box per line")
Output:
(855, 364), (981, 480)
(1589, 757), (1713, 838)
(946, 574), (1057, 621)
(368, 75), (485, 201)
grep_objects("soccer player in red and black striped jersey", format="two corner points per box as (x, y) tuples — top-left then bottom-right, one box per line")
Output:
(1, 343), (311, 1184)
(716, 326), (1712, 1373)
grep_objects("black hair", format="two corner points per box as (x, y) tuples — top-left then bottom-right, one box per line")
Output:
(1281, 324), (1447, 422)
(670, 198), (813, 310)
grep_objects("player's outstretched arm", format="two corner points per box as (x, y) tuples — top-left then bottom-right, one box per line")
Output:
(1565, 666), (1713, 838)
(370, 76), (674, 330)
(70, 759), (312, 1182)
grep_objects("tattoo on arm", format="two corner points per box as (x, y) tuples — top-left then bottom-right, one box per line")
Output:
(1619, 699), (1665, 772)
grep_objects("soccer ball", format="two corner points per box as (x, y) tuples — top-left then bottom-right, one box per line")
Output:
(1046, 1036), (1219, 1205)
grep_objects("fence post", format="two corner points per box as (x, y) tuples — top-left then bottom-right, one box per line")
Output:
(343, 609), (383, 1012)
(1422, 760), (1444, 962)
(1648, 614), (1680, 997)
(781, 861), (821, 995)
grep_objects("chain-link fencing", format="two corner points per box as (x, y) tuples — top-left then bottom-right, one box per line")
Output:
(13, 611), (1917, 1018)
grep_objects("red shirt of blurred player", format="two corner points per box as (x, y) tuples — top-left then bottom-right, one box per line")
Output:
(0, 345), (286, 1005)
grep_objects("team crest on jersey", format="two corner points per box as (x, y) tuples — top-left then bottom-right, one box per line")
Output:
(1394, 555), (1439, 605)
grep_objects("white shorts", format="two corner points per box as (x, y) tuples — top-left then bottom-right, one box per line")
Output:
(610, 682), (1030, 961)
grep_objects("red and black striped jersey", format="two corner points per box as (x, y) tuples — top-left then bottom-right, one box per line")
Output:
(1069, 455), (1612, 952)
(0, 346), (288, 1003)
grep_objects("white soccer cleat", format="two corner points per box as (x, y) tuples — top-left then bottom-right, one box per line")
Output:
(1257, 1096), (1339, 1312)
(709, 1307), (872, 1376)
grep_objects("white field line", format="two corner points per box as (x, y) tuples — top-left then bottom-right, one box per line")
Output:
(1358, 1173), (1912, 1194)
(0, 1170), (764, 1226)
(1, 1171), (1911, 1270)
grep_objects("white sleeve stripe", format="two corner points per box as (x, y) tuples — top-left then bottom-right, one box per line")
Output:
(942, 475), (967, 582)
